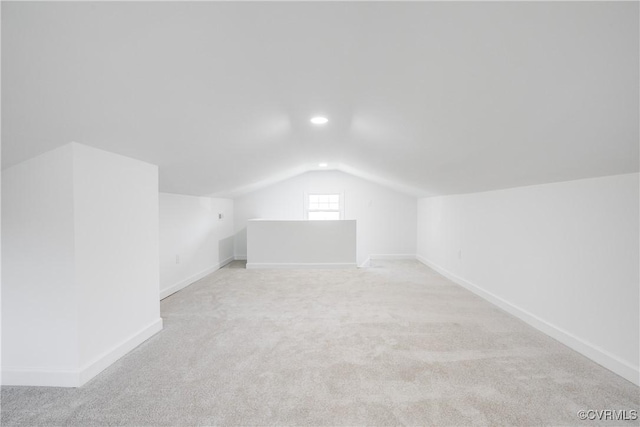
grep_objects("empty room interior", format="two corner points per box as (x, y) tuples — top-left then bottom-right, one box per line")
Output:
(1, 1), (639, 426)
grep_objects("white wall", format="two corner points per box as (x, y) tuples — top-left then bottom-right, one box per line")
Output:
(417, 173), (639, 385)
(73, 144), (162, 376)
(2, 143), (163, 387)
(234, 171), (417, 266)
(159, 193), (234, 299)
(247, 220), (356, 268)
(1, 109), (2, 386)
(2, 145), (79, 381)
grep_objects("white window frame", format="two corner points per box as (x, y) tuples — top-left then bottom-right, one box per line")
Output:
(304, 192), (344, 220)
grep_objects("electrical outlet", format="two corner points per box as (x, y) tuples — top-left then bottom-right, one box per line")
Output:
(176, 255), (180, 264)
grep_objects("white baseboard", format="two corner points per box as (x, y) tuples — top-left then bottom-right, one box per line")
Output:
(159, 256), (234, 300)
(369, 254), (417, 260)
(416, 255), (640, 386)
(78, 318), (163, 386)
(234, 255), (247, 261)
(246, 262), (357, 269)
(2, 318), (163, 388)
(361, 254), (416, 267)
(1, 367), (81, 388)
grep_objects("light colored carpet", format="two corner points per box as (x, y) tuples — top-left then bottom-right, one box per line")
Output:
(1, 260), (638, 426)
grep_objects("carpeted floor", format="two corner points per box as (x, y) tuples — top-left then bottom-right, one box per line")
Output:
(1, 260), (638, 426)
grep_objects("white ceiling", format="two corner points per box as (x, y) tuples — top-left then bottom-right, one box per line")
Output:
(2, 2), (638, 197)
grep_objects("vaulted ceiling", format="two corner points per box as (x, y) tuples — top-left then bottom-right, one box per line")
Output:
(2, 2), (638, 197)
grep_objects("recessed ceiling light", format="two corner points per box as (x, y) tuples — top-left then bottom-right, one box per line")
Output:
(318, 163), (328, 168)
(310, 116), (328, 125)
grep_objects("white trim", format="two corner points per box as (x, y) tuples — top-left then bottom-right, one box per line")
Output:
(246, 262), (357, 270)
(234, 255), (247, 261)
(159, 256), (234, 300)
(358, 257), (371, 268)
(1, 368), (81, 388)
(220, 256), (234, 266)
(2, 318), (163, 388)
(78, 318), (163, 386)
(369, 254), (417, 260)
(416, 255), (640, 386)
(304, 192), (345, 220)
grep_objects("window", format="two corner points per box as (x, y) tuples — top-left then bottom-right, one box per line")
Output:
(306, 193), (343, 220)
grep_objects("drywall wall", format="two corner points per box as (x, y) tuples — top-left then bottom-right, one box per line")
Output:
(73, 144), (162, 379)
(2, 143), (163, 387)
(247, 220), (356, 268)
(416, 173), (639, 385)
(159, 193), (234, 299)
(234, 170), (417, 266)
(2, 145), (79, 384)
(0, 112), (2, 386)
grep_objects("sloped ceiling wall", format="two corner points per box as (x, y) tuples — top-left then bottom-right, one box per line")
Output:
(2, 2), (638, 197)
